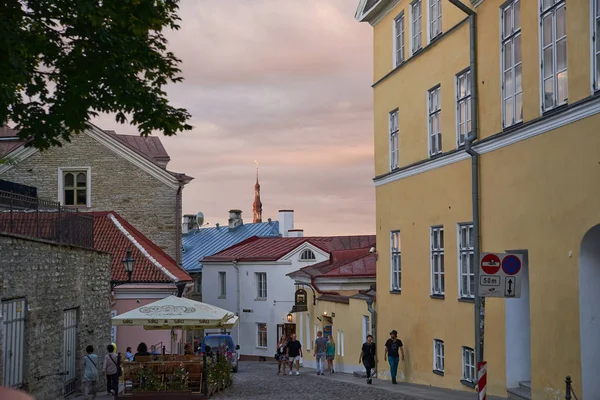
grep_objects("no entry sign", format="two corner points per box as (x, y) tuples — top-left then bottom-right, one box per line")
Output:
(478, 252), (523, 298)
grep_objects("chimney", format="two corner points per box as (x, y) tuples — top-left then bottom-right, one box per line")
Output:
(228, 209), (243, 230)
(182, 214), (197, 234)
(278, 210), (294, 237)
(288, 229), (304, 238)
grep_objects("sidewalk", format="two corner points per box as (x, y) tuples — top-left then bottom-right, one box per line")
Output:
(303, 366), (506, 400)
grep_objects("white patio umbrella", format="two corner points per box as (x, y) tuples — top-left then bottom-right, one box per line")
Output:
(111, 295), (238, 330)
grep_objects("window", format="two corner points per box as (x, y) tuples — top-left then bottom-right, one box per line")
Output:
(306, 314), (311, 350)
(218, 271), (226, 298)
(431, 226), (445, 296)
(255, 272), (267, 299)
(194, 275), (202, 295)
(394, 13), (405, 66)
(501, 0), (522, 127)
(257, 323), (267, 348)
(391, 231), (401, 291)
(594, 0), (600, 90)
(428, 86), (442, 156)
(411, 0), (423, 54)
(58, 167), (91, 207)
(434, 339), (445, 373)
(458, 223), (475, 299)
(462, 347), (476, 383)
(341, 330), (345, 356)
(337, 330), (341, 355)
(429, 0), (442, 40)
(389, 109), (399, 170)
(540, 0), (567, 111)
(363, 315), (370, 339)
(300, 249), (316, 261)
(456, 70), (472, 146)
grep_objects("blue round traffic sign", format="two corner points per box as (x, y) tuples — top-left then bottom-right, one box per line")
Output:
(502, 255), (521, 275)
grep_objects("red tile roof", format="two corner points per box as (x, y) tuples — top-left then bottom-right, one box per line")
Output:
(91, 211), (191, 283)
(201, 235), (375, 263)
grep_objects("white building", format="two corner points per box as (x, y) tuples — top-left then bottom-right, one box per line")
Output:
(200, 228), (332, 359)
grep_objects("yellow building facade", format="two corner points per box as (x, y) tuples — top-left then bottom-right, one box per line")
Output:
(356, 0), (600, 398)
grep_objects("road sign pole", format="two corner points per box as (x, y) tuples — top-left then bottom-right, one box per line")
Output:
(474, 242), (485, 368)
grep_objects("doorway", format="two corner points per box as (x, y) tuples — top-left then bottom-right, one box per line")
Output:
(505, 250), (531, 389)
(579, 225), (600, 398)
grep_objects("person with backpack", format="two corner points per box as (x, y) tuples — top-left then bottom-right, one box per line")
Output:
(82, 345), (98, 399)
(104, 344), (119, 395)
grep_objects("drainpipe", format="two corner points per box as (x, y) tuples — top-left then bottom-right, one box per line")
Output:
(365, 297), (376, 373)
(447, 0), (484, 366)
(233, 260), (241, 348)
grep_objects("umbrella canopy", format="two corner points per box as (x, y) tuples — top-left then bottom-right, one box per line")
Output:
(111, 296), (238, 330)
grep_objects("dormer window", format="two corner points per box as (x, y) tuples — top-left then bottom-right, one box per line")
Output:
(300, 249), (316, 261)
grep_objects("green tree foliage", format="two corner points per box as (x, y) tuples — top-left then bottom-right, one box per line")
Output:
(0, 0), (192, 150)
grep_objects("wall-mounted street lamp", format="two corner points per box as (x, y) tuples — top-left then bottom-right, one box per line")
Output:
(323, 310), (328, 317)
(287, 313), (293, 323)
(110, 249), (135, 290)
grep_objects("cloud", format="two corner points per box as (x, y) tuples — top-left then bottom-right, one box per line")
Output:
(93, 0), (374, 236)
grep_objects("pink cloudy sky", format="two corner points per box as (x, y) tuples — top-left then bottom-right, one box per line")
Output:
(93, 0), (375, 236)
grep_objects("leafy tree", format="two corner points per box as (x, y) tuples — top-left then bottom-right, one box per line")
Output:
(0, 0), (192, 150)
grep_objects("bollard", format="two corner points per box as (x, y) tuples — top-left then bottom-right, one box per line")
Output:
(565, 376), (572, 400)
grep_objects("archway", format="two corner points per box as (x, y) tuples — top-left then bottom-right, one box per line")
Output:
(579, 224), (600, 398)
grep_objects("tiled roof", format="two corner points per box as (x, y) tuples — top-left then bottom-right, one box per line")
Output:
(91, 211), (191, 283)
(105, 131), (171, 167)
(203, 235), (375, 264)
(0, 126), (27, 157)
(182, 221), (280, 273)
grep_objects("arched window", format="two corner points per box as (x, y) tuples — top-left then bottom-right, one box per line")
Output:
(300, 249), (316, 261)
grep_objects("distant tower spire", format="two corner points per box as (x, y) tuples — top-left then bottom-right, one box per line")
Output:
(253, 161), (263, 223)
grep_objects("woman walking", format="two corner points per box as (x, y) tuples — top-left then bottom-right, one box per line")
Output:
(82, 345), (98, 400)
(276, 335), (288, 376)
(326, 336), (336, 374)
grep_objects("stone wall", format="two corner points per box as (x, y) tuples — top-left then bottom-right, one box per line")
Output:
(0, 132), (180, 259)
(0, 233), (112, 400)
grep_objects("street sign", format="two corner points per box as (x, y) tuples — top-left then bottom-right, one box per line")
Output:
(478, 252), (523, 298)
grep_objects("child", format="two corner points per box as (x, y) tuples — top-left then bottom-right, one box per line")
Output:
(83, 345), (98, 400)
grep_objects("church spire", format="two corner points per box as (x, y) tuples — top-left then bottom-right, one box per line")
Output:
(253, 161), (263, 223)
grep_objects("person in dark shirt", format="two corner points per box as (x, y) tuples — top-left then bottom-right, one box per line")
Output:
(384, 330), (404, 384)
(359, 334), (377, 384)
(286, 334), (303, 375)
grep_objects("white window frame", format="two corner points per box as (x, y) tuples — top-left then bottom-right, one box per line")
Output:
(337, 330), (341, 355)
(591, 0), (600, 92)
(194, 275), (202, 295)
(391, 230), (401, 291)
(539, 0), (567, 112)
(58, 167), (92, 207)
(394, 12), (406, 67)
(300, 249), (316, 261)
(456, 69), (472, 147)
(428, 86), (442, 157)
(305, 314), (311, 350)
(457, 223), (475, 299)
(431, 226), (445, 296)
(255, 272), (267, 299)
(218, 271), (226, 298)
(389, 109), (399, 170)
(501, 0), (523, 128)
(341, 330), (345, 356)
(434, 339), (445, 373)
(410, 0), (423, 55)
(462, 346), (476, 382)
(428, 0), (442, 42)
(257, 323), (268, 348)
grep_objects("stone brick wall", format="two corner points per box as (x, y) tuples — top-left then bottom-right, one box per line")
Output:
(0, 132), (181, 259)
(0, 233), (112, 400)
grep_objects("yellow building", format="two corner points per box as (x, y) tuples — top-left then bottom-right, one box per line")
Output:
(356, 0), (600, 398)
(288, 237), (376, 374)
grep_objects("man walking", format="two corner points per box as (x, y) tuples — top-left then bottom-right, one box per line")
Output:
(286, 334), (303, 375)
(384, 330), (404, 384)
(359, 334), (376, 384)
(313, 331), (328, 376)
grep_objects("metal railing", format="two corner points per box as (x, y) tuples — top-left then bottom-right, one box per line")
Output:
(0, 190), (94, 249)
(565, 376), (579, 400)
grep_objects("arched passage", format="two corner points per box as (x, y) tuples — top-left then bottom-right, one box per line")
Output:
(579, 224), (600, 398)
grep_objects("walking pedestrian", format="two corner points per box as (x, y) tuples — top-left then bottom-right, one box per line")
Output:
(326, 336), (335, 374)
(359, 334), (376, 384)
(104, 344), (119, 395)
(286, 334), (303, 375)
(276, 335), (286, 375)
(83, 345), (98, 399)
(313, 331), (328, 376)
(384, 330), (404, 384)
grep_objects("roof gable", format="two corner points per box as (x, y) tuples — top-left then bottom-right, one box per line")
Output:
(355, 0), (399, 25)
(92, 211), (191, 283)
